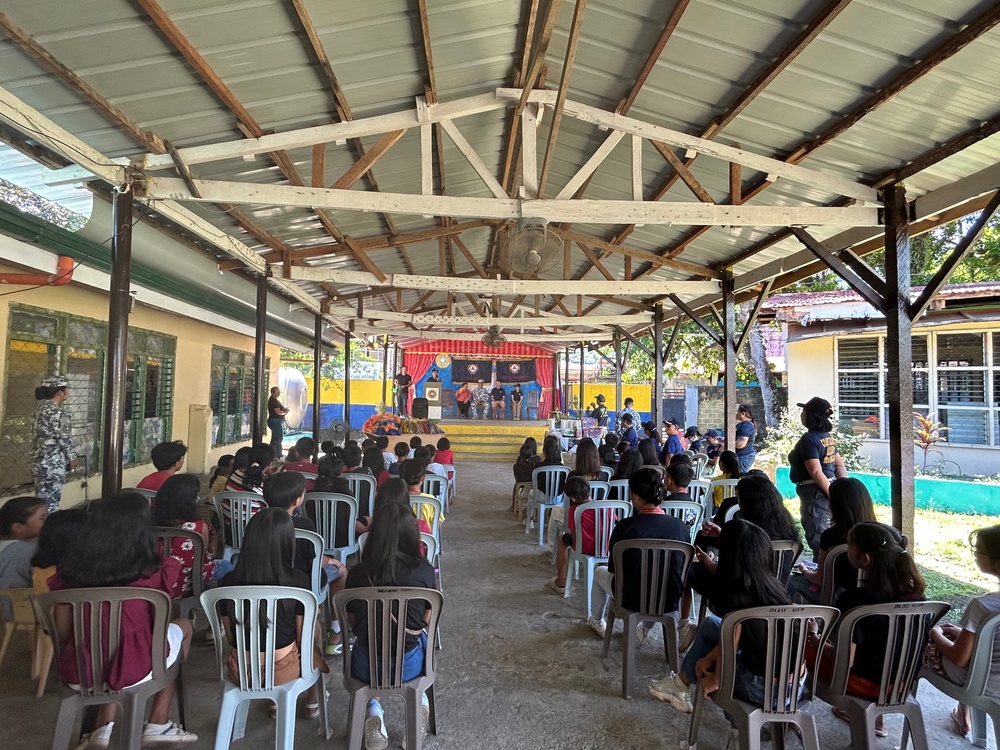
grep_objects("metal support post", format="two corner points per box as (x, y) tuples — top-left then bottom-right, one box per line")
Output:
(381, 336), (389, 409)
(101, 183), (133, 498)
(552, 352), (560, 415)
(252, 273), (268, 445)
(312, 315), (323, 460)
(578, 342), (585, 415)
(564, 346), (571, 414)
(614, 330), (623, 423)
(722, 269), (738, 451)
(653, 303), (664, 426)
(883, 184), (915, 540)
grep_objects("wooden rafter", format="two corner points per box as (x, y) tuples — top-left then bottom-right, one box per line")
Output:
(616, 0), (691, 114)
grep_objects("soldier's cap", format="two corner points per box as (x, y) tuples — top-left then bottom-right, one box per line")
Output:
(595, 394), (606, 403)
(41, 375), (69, 389)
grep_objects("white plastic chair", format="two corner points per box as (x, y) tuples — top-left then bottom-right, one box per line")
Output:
(153, 526), (206, 621)
(303, 492), (360, 563)
(662, 500), (705, 544)
(904, 611), (1000, 749)
(709, 477), (740, 508)
(685, 604), (839, 750)
(438, 464), (456, 508)
(691, 453), (710, 479)
(818, 543), (862, 606)
(642, 464), (665, 477)
(200, 585), (330, 748)
(344, 473), (376, 518)
(608, 479), (630, 503)
(213, 492), (267, 561)
(563, 500), (632, 615)
(410, 495), (444, 552)
(422, 475), (448, 514)
(524, 465), (569, 546)
(293, 528), (329, 621)
(816, 600), (949, 750)
(599, 466), (614, 482)
(687, 479), (711, 511)
(589, 480), (611, 502)
(357, 532), (437, 568)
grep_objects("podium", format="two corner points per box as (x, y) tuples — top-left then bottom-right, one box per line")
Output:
(424, 384), (442, 420)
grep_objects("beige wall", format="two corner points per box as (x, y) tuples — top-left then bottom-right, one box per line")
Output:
(785, 336), (836, 412)
(0, 263), (280, 507)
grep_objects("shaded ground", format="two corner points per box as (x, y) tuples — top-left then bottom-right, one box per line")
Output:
(1, 461), (985, 749)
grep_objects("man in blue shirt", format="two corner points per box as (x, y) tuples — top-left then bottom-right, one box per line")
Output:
(620, 414), (639, 450)
(660, 418), (684, 465)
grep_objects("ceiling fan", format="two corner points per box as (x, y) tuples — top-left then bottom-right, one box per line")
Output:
(498, 218), (561, 278)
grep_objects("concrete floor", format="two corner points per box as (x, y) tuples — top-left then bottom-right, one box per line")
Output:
(0, 460), (989, 749)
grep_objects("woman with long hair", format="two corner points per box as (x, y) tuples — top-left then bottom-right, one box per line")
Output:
(513, 443), (537, 484)
(217, 508), (326, 718)
(637, 437), (660, 468)
(650, 519), (793, 714)
(30, 507), (86, 592)
(641, 421), (662, 446)
(612, 448), (644, 480)
(226, 443), (276, 494)
(808, 522), (925, 735)
(710, 450), (742, 510)
(153, 473), (222, 593)
(734, 404), (757, 473)
(50, 493), (196, 746)
(788, 396), (848, 556)
(344, 502), (437, 749)
(362, 446), (391, 490)
(571, 438), (602, 482)
(31, 375), (77, 513)
(539, 436), (563, 467)
(789, 477), (876, 603)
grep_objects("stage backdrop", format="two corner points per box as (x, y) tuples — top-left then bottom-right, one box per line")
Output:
(404, 340), (561, 418)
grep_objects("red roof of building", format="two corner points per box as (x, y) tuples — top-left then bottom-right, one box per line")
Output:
(765, 280), (1000, 309)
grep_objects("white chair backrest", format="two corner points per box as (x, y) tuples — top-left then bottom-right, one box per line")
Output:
(687, 479), (711, 508)
(411, 494), (444, 543)
(589, 480), (611, 502)
(819, 543), (864, 606)
(608, 479), (630, 503)
(770, 539), (803, 584)
(680, 450), (694, 458)
(439, 463), (456, 500)
(532, 465), (570, 504)
(691, 453), (710, 478)
(213, 492), (266, 551)
(662, 500), (706, 543)
(293, 528), (326, 601)
(642, 464), (665, 477)
(598, 466), (614, 482)
(344, 473), (376, 518)
(422, 475), (448, 508)
(200, 585), (319, 691)
(303, 492), (359, 559)
(572, 500), (633, 559)
(357, 531), (437, 566)
(709, 478), (740, 502)
(122, 487), (157, 503)
(723, 503), (740, 524)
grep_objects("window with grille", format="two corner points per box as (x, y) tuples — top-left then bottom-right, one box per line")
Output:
(2, 304), (176, 493)
(210, 346), (267, 447)
(835, 331), (994, 446)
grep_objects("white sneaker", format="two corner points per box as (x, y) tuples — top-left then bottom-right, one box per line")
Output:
(587, 616), (607, 637)
(75, 722), (113, 750)
(650, 672), (693, 713)
(364, 713), (388, 750)
(141, 721), (197, 745)
(678, 620), (698, 653)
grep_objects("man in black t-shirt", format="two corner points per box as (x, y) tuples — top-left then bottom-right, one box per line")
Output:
(490, 383), (506, 419)
(393, 366), (413, 416)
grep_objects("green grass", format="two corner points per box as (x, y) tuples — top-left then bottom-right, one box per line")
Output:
(783, 499), (997, 621)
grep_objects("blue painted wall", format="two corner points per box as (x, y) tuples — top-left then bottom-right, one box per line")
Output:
(776, 466), (1000, 516)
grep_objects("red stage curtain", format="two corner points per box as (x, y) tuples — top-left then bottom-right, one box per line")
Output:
(403, 351), (436, 389)
(537, 357), (555, 418)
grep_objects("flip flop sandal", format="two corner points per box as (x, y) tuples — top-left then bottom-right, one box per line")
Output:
(832, 707), (888, 738)
(951, 707), (971, 736)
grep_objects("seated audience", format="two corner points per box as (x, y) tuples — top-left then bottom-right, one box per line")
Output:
(387, 442), (409, 476)
(710, 450), (742, 509)
(137, 440), (188, 492)
(434, 437), (453, 466)
(0, 496), (47, 619)
(612, 448), (644, 481)
(225, 443), (275, 494)
(31, 507), (86, 593)
(153, 474), (225, 593)
(207, 454), (235, 500)
(549, 477), (592, 594)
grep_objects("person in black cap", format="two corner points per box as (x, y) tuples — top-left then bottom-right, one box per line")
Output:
(684, 426), (704, 454)
(660, 417), (683, 465)
(788, 396), (847, 557)
(703, 429), (723, 468)
(589, 394), (609, 430)
(31, 375), (77, 513)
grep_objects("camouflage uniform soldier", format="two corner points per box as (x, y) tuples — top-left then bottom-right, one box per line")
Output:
(31, 375), (76, 513)
(470, 379), (490, 420)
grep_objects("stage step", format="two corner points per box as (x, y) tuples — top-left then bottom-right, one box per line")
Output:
(441, 420), (548, 463)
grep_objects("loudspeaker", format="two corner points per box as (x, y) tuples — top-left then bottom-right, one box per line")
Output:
(411, 397), (429, 419)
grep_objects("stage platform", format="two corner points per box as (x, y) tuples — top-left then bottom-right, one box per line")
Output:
(436, 418), (549, 462)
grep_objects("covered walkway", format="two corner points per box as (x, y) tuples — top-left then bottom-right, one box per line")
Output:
(0, 462), (978, 749)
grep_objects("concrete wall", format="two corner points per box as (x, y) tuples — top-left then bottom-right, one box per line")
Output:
(696, 386), (788, 436)
(785, 336), (836, 412)
(0, 260), (281, 506)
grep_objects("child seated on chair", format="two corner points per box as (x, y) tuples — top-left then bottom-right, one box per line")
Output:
(924, 523), (1000, 738)
(263, 472), (347, 655)
(48, 492), (197, 747)
(401, 459), (444, 530)
(31, 507), (86, 593)
(344, 501), (436, 750)
(217, 508), (328, 717)
(649, 519), (796, 716)
(154, 474), (229, 592)
(433, 437), (453, 467)
(387, 442), (409, 476)
(549, 476), (592, 594)
(805, 522), (926, 737)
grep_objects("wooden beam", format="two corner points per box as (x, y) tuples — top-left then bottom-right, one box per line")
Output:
(516, 0), (565, 114)
(311, 144), (326, 188)
(667, 294), (722, 346)
(910, 189), (1000, 320)
(326, 308), (646, 329)
(439, 120), (508, 198)
(520, 104), (539, 199)
(617, 0), (691, 114)
(614, 326), (655, 359)
(538, 0), (588, 197)
(791, 227), (886, 310)
(329, 129), (406, 189)
(450, 234), (489, 278)
(576, 242), (614, 281)
(415, 0), (438, 103)
(555, 131), (626, 200)
(729, 145), (742, 205)
(735, 280), (773, 355)
(650, 141), (714, 203)
(146, 177), (879, 229)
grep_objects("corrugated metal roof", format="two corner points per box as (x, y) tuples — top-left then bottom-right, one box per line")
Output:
(1, 0), (999, 344)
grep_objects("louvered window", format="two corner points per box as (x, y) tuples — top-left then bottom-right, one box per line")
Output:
(211, 346), (268, 447)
